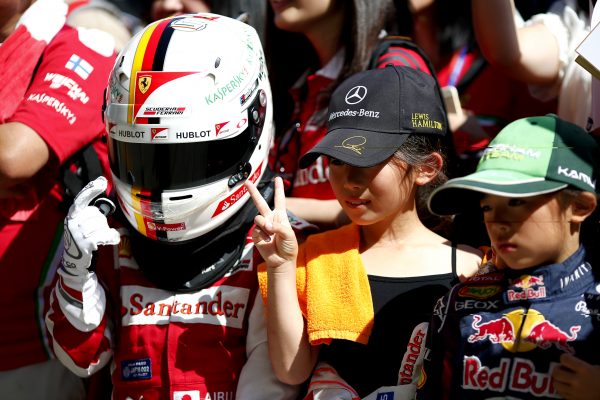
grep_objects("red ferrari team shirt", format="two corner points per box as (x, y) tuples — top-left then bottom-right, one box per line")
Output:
(0, 25), (114, 371)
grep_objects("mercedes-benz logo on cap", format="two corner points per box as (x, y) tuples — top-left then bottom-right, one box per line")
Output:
(345, 85), (367, 105)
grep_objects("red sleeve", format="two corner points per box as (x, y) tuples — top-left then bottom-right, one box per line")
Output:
(374, 45), (433, 76)
(46, 244), (117, 375)
(8, 25), (115, 164)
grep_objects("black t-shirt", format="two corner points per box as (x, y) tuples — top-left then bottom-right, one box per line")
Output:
(319, 264), (458, 396)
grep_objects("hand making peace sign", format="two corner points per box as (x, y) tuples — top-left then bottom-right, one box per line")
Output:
(244, 177), (298, 269)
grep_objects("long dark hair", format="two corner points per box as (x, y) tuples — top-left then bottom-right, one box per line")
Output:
(265, 0), (401, 132)
(393, 134), (453, 233)
(341, 0), (398, 79)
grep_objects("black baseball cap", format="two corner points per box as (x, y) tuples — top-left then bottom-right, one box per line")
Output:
(299, 65), (447, 168)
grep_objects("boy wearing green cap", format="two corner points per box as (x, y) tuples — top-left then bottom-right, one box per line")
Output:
(418, 114), (600, 399)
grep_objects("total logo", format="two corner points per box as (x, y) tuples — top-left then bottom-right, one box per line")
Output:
(468, 309), (580, 353)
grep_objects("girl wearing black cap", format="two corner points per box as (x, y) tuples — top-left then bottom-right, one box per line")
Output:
(244, 66), (483, 399)
(266, 0), (435, 230)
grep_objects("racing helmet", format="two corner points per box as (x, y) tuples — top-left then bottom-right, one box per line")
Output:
(104, 13), (272, 242)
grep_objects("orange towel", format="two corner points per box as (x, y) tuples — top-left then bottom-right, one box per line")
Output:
(258, 223), (374, 345)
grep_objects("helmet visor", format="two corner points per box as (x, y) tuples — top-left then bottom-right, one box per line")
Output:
(109, 124), (257, 191)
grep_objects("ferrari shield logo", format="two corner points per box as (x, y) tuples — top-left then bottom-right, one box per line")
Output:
(138, 75), (152, 94)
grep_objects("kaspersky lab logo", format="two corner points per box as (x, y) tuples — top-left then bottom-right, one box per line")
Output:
(468, 309), (580, 354)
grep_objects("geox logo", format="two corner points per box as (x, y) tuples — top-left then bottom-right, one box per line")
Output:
(557, 166), (595, 188)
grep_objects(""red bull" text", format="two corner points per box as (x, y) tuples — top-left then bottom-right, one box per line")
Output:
(508, 275), (546, 301)
(463, 356), (560, 397)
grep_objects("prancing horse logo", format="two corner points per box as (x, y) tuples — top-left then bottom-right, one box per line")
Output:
(138, 75), (152, 94)
(345, 85), (367, 105)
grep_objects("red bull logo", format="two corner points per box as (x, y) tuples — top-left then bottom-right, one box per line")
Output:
(508, 275), (546, 301)
(512, 275), (544, 288)
(468, 309), (581, 354)
(468, 315), (515, 344)
(523, 320), (580, 353)
(464, 309), (580, 397)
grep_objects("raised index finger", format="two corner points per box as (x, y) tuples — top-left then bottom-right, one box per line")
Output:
(244, 179), (272, 217)
(71, 176), (108, 218)
(273, 176), (287, 211)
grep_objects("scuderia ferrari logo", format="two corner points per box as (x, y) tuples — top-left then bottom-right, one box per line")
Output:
(138, 75), (152, 94)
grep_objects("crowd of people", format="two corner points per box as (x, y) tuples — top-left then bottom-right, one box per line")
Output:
(1, 0), (600, 399)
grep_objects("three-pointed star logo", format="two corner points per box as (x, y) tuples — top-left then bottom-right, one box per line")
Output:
(345, 85), (367, 105)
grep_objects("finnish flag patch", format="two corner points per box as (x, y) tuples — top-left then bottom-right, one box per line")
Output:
(65, 54), (94, 80)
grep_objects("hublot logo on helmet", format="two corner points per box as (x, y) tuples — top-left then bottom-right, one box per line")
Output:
(175, 130), (211, 139)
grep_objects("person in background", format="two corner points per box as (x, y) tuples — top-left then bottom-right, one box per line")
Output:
(246, 66), (482, 399)
(46, 13), (302, 400)
(266, 0), (436, 230)
(472, 0), (591, 129)
(407, 0), (559, 250)
(0, 0), (116, 398)
(66, 0), (142, 53)
(419, 114), (600, 399)
(409, 0), (557, 174)
(149, 0), (210, 20)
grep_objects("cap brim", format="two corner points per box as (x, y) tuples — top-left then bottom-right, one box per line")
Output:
(299, 128), (410, 168)
(428, 169), (568, 215)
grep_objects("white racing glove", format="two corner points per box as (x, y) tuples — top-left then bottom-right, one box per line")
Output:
(62, 176), (120, 275)
(56, 177), (120, 330)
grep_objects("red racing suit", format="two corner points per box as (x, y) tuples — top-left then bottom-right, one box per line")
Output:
(46, 224), (297, 400)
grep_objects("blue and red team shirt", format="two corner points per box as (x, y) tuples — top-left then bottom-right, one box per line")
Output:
(272, 45), (433, 200)
(418, 246), (600, 399)
(0, 25), (114, 371)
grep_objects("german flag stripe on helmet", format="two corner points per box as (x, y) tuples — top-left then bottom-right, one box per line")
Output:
(127, 17), (183, 124)
(152, 21), (178, 71)
(131, 187), (151, 239)
(130, 187), (169, 241)
(126, 18), (187, 239)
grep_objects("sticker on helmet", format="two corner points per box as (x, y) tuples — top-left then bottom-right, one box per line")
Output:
(138, 75), (152, 94)
(170, 18), (208, 32)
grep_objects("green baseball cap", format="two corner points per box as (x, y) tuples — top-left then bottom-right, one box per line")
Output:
(428, 114), (600, 216)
